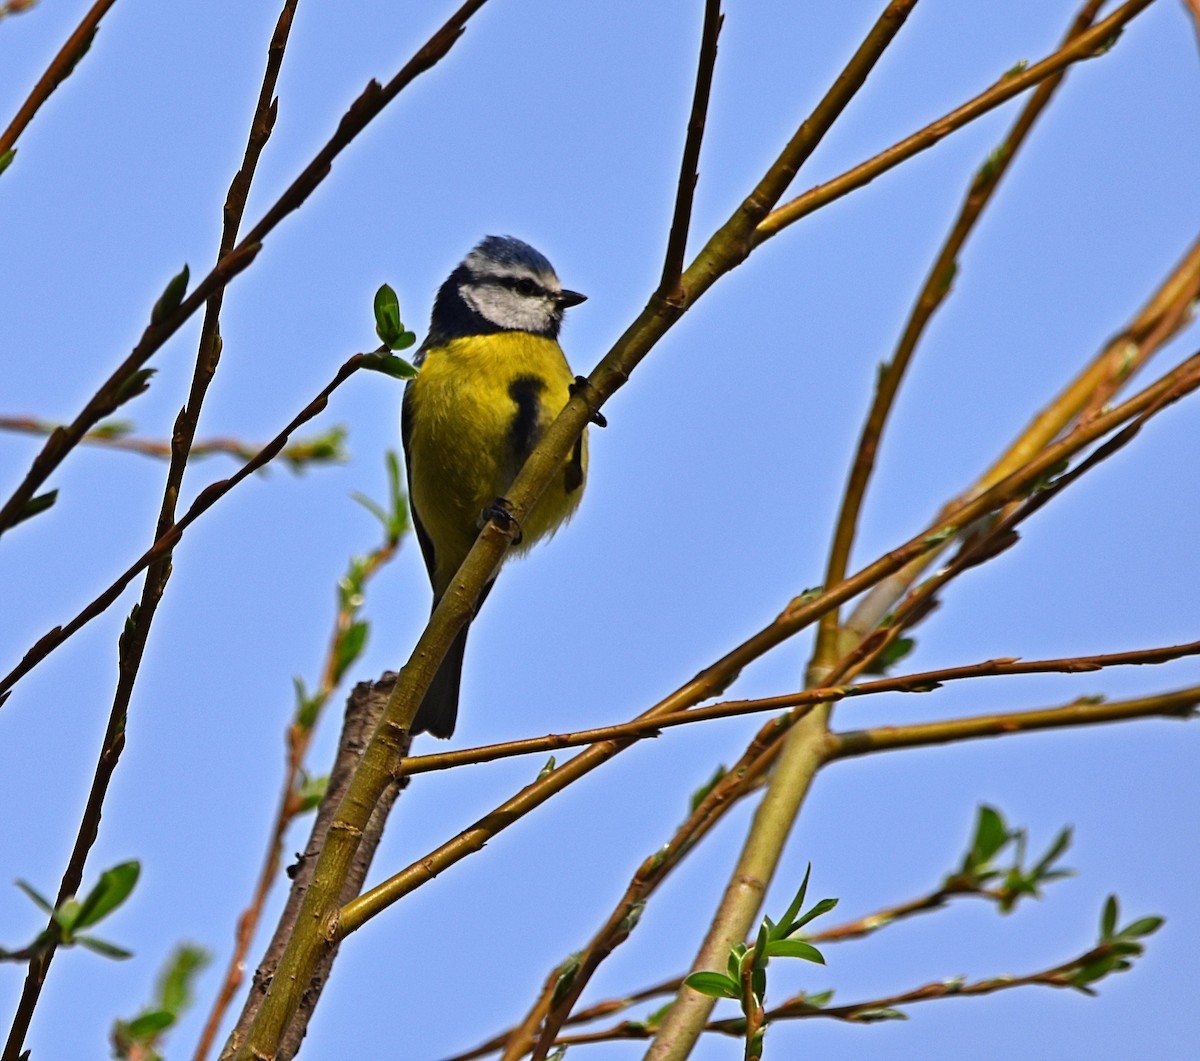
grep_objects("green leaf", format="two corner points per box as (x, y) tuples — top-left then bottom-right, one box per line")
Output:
(92, 419), (135, 439)
(683, 971), (740, 1000)
(972, 144), (1010, 190)
(351, 491), (391, 529)
(123, 1009), (175, 1039)
(0, 148), (15, 176)
(53, 898), (82, 936)
(537, 756), (557, 779)
(923, 525), (958, 548)
(1101, 895), (1119, 941)
(617, 901), (644, 936)
(643, 1001), (673, 1029)
(763, 939), (825, 964)
(750, 964), (766, 1005)
(689, 765), (727, 814)
(75, 861), (140, 929)
(13, 490), (57, 528)
(752, 920), (770, 969)
(76, 934), (133, 960)
(15, 880), (55, 914)
(296, 772), (328, 813)
(1030, 826), (1073, 880)
(788, 896), (838, 934)
(151, 264), (190, 325)
(861, 637), (916, 676)
(157, 943), (210, 1012)
(966, 805), (1009, 871)
(727, 943), (747, 982)
(850, 1007), (908, 1022)
(359, 352), (418, 379)
(374, 284), (402, 346)
(332, 620), (369, 683)
(1003, 59), (1029, 79)
(293, 676), (322, 730)
(1120, 915), (1164, 939)
(550, 953), (581, 1010)
(115, 368), (156, 406)
(777, 864), (812, 935)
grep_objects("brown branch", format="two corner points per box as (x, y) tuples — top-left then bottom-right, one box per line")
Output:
(478, 348), (1200, 1061)
(1, 5), (301, 1057)
(0, 0), (118, 156)
(396, 637), (1200, 776)
(192, 532), (400, 1059)
(0, 354), (371, 700)
(0, 0), (489, 539)
(237, 5), (1170, 1053)
(846, 233), (1200, 644)
(812, 0), (1107, 673)
(337, 347), (1200, 944)
(827, 684), (1200, 762)
(217, 677), (409, 1061)
(540, 939), (1145, 1050)
(656, 0), (723, 304)
(0, 415), (345, 468)
(754, 0), (1157, 244)
(1185, 0), (1200, 51)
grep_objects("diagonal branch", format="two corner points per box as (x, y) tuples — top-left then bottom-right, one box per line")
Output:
(0, 355), (371, 699)
(0, 0), (490, 539)
(813, 0), (1107, 672)
(394, 637), (1200, 775)
(827, 684), (1200, 761)
(754, 0), (1157, 244)
(0, 0), (118, 157)
(1, 4), (302, 1057)
(0, 415), (345, 468)
(657, 0), (723, 304)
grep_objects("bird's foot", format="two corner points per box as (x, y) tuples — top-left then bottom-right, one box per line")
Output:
(481, 497), (524, 545)
(570, 376), (608, 427)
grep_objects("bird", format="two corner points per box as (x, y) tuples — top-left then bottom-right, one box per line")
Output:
(401, 235), (589, 738)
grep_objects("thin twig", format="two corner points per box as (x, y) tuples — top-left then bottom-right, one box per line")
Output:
(218, 678), (410, 1059)
(846, 232), (1200, 645)
(812, 0), (1107, 675)
(754, 0), (1156, 244)
(397, 637), (1200, 775)
(0, 415), (345, 468)
(0, 355), (370, 699)
(235, 5), (1162, 1053)
(0, 0), (118, 156)
(191, 521), (400, 1057)
(828, 684), (1200, 761)
(656, 0), (723, 305)
(0, 0), (489, 539)
(338, 347), (1200, 941)
(1, 4), (301, 1057)
(545, 940), (1144, 1049)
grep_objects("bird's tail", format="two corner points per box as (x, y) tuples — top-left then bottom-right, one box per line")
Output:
(411, 621), (470, 739)
(411, 578), (495, 739)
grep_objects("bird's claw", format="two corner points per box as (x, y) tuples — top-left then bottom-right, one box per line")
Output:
(481, 497), (524, 545)
(570, 376), (608, 427)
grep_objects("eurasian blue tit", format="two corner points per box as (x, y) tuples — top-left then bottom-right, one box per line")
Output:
(401, 236), (588, 738)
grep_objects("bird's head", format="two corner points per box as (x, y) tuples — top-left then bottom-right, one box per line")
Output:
(429, 235), (586, 342)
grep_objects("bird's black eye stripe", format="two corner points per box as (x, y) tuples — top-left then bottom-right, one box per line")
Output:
(505, 276), (540, 297)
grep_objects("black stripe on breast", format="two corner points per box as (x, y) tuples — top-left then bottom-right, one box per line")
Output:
(508, 374), (547, 462)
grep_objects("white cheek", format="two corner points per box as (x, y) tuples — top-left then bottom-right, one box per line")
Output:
(461, 284), (555, 332)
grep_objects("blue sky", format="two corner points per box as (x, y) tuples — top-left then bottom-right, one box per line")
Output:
(1, 2), (1198, 1059)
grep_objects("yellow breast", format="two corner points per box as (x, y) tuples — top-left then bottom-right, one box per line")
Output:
(405, 331), (587, 592)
